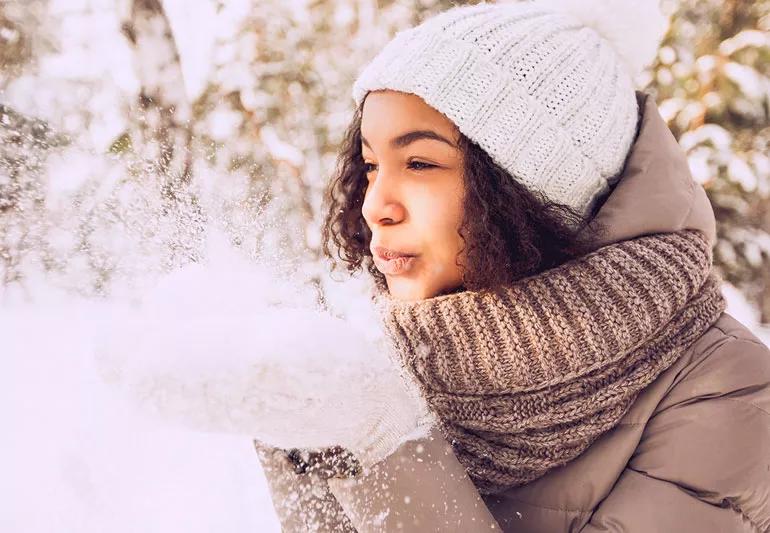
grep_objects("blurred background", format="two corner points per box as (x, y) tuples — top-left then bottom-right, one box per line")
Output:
(1, 0), (768, 531)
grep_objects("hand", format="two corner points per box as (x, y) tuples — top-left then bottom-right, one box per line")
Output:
(92, 261), (435, 470)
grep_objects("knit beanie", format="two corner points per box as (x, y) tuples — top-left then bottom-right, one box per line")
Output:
(352, 0), (669, 221)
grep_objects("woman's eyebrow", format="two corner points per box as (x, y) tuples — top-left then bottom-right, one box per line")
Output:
(361, 130), (457, 150)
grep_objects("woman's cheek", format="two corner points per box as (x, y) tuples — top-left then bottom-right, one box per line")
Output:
(426, 259), (448, 279)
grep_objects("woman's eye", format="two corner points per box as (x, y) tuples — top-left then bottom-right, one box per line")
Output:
(408, 161), (436, 170)
(362, 161), (435, 173)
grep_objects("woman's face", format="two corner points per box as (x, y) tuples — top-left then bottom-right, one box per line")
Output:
(360, 90), (466, 302)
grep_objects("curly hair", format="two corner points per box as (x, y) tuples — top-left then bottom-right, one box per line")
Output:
(321, 96), (609, 297)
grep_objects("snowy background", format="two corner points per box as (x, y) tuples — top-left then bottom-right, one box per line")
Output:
(1, 0), (769, 531)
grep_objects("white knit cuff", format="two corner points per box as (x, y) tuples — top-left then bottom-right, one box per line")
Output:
(355, 393), (437, 471)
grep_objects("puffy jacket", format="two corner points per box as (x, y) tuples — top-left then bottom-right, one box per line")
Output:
(258, 90), (770, 532)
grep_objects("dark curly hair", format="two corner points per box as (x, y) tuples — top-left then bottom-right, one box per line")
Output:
(321, 96), (609, 297)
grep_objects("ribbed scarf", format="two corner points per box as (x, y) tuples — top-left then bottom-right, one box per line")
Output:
(378, 229), (726, 495)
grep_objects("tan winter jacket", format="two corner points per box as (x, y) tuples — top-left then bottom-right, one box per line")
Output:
(257, 90), (770, 532)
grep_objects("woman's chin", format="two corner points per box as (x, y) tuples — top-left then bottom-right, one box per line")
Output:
(386, 278), (462, 302)
(385, 278), (429, 302)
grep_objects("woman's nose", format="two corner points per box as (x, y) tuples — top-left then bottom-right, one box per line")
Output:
(361, 168), (406, 227)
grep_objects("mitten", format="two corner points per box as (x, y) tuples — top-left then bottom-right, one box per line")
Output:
(92, 255), (436, 471)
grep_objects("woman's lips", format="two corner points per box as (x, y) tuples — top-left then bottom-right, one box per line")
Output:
(371, 246), (418, 276)
(373, 254), (417, 275)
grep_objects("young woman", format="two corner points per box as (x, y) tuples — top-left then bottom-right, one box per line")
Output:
(256, 1), (770, 532)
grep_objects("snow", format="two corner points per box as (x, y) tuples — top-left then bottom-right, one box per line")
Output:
(161, 0), (219, 102)
(88, 237), (399, 451)
(728, 155), (757, 193)
(679, 123), (732, 151)
(0, 119), (392, 527)
(723, 282), (770, 346)
(1, 286), (282, 533)
(723, 62), (766, 102)
(207, 108), (243, 142)
(719, 29), (770, 57)
(0, 222), (388, 532)
(657, 96), (686, 122)
(260, 125), (305, 167)
(3, 1), (136, 151)
(687, 146), (712, 185)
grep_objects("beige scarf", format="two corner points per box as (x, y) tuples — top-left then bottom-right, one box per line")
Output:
(378, 229), (726, 495)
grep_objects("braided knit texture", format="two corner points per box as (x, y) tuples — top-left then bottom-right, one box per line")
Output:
(379, 229), (726, 495)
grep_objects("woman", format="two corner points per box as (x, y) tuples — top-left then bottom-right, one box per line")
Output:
(256, 1), (770, 531)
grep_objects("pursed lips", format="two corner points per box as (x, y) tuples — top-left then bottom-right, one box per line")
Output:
(371, 245), (417, 260)
(371, 245), (418, 275)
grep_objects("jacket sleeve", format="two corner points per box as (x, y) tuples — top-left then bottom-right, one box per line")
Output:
(585, 331), (770, 532)
(327, 427), (503, 533)
(253, 440), (357, 533)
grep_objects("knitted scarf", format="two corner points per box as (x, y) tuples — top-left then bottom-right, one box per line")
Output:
(378, 229), (726, 495)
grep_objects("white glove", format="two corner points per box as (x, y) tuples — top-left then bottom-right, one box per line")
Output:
(92, 255), (436, 470)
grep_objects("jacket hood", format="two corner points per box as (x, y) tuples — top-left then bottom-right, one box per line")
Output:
(581, 90), (717, 250)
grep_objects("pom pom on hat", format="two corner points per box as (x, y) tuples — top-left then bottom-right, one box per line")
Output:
(537, 0), (670, 77)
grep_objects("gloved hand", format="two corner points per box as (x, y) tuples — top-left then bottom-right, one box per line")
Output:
(91, 255), (436, 471)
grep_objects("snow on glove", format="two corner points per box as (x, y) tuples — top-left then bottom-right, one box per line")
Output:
(91, 251), (436, 470)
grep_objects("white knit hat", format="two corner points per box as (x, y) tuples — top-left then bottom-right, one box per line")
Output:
(352, 0), (669, 221)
